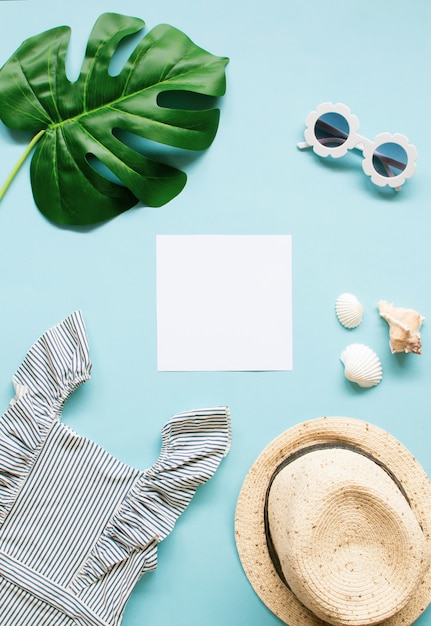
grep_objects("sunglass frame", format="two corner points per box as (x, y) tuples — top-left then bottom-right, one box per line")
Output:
(298, 102), (417, 190)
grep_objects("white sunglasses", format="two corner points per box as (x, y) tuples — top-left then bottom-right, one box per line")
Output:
(297, 102), (417, 191)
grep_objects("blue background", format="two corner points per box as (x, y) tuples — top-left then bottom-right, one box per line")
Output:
(0, 1), (430, 624)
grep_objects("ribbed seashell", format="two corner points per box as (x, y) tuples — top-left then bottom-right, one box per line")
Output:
(335, 293), (364, 329)
(340, 343), (382, 388)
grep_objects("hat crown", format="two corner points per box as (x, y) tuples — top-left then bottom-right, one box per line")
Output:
(268, 447), (429, 626)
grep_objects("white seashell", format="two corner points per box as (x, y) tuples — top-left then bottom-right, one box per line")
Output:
(335, 293), (364, 329)
(340, 343), (382, 388)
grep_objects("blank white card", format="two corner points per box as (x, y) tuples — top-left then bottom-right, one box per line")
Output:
(156, 235), (292, 371)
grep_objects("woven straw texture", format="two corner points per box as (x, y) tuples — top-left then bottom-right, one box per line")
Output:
(235, 417), (431, 626)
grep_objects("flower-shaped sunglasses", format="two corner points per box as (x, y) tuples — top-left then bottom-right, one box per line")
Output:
(297, 102), (417, 191)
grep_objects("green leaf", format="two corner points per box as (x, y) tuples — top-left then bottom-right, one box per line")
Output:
(0, 13), (228, 225)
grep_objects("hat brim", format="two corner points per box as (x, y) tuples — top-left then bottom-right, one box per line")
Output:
(235, 416), (431, 626)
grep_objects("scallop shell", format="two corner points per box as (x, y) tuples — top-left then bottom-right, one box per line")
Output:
(335, 293), (364, 329)
(378, 300), (424, 354)
(340, 343), (382, 388)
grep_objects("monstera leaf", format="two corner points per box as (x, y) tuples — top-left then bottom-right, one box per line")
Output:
(0, 13), (228, 225)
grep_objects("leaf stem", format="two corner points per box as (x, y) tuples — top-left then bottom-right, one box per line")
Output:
(0, 129), (45, 201)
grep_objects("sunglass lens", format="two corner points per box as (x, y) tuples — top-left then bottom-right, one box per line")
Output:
(314, 113), (350, 148)
(372, 142), (408, 177)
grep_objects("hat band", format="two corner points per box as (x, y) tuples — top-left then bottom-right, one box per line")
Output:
(263, 441), (412, 589)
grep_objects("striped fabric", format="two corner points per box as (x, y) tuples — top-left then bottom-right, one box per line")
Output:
(0, 312), (231, 625)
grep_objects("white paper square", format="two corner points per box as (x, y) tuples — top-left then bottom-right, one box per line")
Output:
(156, 235), (292, 371)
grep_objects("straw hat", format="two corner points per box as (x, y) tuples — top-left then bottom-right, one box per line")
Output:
(235, 417), (431, 626)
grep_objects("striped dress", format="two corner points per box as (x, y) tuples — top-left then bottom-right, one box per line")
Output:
(0, 311), (231, 625)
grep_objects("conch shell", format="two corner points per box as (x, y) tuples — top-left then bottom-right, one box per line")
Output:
(378, 300), (425, 354)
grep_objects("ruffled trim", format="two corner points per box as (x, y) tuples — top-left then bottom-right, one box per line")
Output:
(0, 311), (91, 526)
(71, 406), (231, 592)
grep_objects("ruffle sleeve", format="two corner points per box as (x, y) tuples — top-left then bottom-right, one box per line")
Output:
(0, 311), (91, 526)
(111, 405), (232, 546)
(71, 406), (231, 592)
